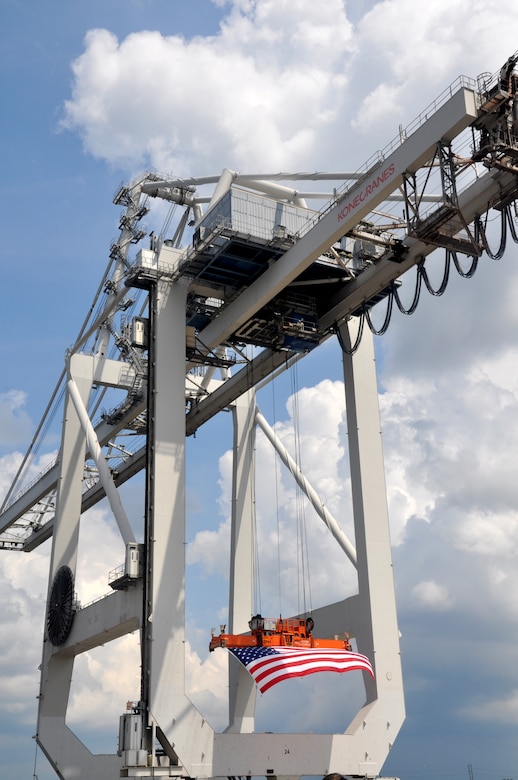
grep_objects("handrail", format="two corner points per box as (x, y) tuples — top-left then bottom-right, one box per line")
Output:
(305, 74), (479, 234)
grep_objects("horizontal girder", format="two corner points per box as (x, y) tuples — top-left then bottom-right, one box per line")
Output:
(3, 60), (518, 550)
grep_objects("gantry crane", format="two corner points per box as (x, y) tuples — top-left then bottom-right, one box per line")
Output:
(1, 54), (518, 780)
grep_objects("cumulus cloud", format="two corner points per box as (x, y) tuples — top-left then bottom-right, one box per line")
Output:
(60, 0), (354, 173)
(186, 640), (229, 730)
(59, 0), (518, 179)
(0, 451), (24, 505)
(75, 506), (127, 603)
(351, 0), (518, 136)
(0, 545), (49, 725)
(0, 390), (33, 451)
(66, 634), (141, 750)
(411, 579), (452, 611)
(460, 687), (518, 726)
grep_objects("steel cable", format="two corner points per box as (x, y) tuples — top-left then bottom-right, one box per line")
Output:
(477, 209), (507, 260)
(451, 249), (478, 278)
(393, 264), (423, 314)
(336, 311), (365, 355)
(420, 251), (451, 296)
(506, 204), (518, 242)
(336, 201), (511, 355)
(364, 288), (394, 335)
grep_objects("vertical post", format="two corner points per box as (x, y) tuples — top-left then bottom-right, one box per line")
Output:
(146, 277), (214, 774)
(37, 354), (121, 778)
(147, 276), (188, 727)
(339, 321), (405, 762)
(47, 354), (92, 580)
(227, 389), (257, 733)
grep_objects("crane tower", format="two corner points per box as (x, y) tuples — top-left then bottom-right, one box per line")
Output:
(1, 54), (518, 780)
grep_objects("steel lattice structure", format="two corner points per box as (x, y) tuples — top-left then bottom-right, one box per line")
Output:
(1, 54), (518, 780)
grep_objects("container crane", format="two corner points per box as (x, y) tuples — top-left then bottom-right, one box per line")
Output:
(1, 54), (518, 780)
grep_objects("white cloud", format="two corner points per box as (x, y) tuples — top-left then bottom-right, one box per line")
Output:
(454, 510), (518, 558)
(66, 634), (141, 746)
(186, 640), (229, 730)
(75, 506), (127, 604)
(0, 390), (33, 450)
(411, 579), (452, 611)
(187, 512), (231, 578)
(0, 545), (50, 725)
(60, 0), (353, 174)
(351, 0), (518, 134)
(459, 687), (518, 726)
(0, 451), (24, 504)
(57, 0), (518, 189)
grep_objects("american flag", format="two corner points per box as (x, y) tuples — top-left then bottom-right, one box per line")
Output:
(229, 645), (374, 693)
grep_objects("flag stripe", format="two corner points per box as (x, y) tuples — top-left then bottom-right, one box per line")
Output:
(229, 645), (374, 694)
(257, 660), (374, 693)
(253, 655), (374, 692)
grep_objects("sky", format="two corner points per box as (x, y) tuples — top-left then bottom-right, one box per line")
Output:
(2, 1), (518, 779)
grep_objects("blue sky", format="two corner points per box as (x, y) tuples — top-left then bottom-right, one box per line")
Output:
(0, 0), (225, 426)
(3, 1), (518, 779)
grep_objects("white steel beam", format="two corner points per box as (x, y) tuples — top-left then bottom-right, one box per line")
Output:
(146, 277), (214, 774)
(37, 352), (126, 780)
(66, 377), (136, 546)
(36, 354), (142, 780)
(197, 87), (478, 353)
(58, 588), (141, 656)
(255, 408), (357, 567)
(320, 166), (518, 331)
(339, 321), (405, 768)
(0, 360), (140, 534)
(227, 389), (257, 733)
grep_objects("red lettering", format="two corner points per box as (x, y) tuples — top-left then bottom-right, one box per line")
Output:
(337, 162), (396, 222)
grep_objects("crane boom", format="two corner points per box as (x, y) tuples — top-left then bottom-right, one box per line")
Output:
(2, 54), (518, 780)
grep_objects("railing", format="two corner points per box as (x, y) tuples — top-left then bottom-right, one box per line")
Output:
(108, 563), (125, 584)
(303, 73), (480, 236)
(76, 589), (117, 612)
(1, 456), (59, 514)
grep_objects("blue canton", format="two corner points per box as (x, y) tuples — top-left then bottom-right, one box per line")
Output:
(230, 646), (278, 665)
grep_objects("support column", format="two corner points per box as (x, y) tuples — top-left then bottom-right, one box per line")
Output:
(37, 353), (123, 780)
(146, 278), (214, 774)
(227, 389), (257, 733)
(339, 321), (405, 769)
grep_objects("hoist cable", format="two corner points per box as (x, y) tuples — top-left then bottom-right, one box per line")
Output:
(159, 202), (178, 240)
(290, 367), (302, 615)
(271, 377), (282, 618)
(249, 399), (261, 618)
(290, 361), (312, 617)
